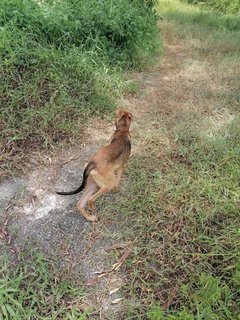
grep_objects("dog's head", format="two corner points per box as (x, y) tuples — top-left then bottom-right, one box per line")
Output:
(115, 110), (133, 129)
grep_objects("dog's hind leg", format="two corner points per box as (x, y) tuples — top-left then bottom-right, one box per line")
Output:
(77, 177), (98, 222)
(113, 166), (124, 192)
(87, 168), (116, 210)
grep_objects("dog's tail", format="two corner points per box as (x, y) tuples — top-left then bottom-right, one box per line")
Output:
(56, 161), (96, 196)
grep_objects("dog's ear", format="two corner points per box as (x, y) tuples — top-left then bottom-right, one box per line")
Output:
(115, 110), (125, 124)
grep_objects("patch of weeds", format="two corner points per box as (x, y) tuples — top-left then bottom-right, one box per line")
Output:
(0, 0), (161, 177)
(157, 0), (240, 31)
(102, 110), (240, 318)
(147, 272), (239, 319)
(184, 0), (240, 15)
(107, 2), (240, 317)
(0, 252), (89, 319)
(156, 0), (240, 57)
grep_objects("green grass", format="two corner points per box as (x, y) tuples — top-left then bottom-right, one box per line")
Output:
(93, 1), (240, 318)
(118, 122), (240, 318)
(1, 0), (240, 318)
(183, 0), (240, 15)
(157, 0), (240, 31)
(121, 126), (240, 318)
(0, 0), (161, 178)
(0, 253), (88, 319)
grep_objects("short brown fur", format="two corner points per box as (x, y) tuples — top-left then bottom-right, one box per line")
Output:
(56, 110), (133, 222)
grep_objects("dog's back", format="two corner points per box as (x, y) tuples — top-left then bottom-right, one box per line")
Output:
(92, 132), (130, 167)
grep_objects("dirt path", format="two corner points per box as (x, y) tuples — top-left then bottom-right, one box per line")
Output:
(0, 23), (206, 319)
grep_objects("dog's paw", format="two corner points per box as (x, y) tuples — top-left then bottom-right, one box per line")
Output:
(88, 214), (97, 222)
(112, 186), (120, 192)
(87, 200), (96, 211)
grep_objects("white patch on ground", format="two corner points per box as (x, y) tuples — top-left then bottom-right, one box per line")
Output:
(22, 189), (60, 220)
(13, 163), (74, 221)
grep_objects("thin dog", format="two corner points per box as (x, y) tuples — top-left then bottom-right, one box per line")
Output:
(56, 110), (133, 222)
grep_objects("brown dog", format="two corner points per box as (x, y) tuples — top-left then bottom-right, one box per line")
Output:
(56, 110), (133, 222)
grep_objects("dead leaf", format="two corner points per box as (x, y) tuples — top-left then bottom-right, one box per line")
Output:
(0, 227), (7, 240)
(111, 298), (124, 304)
(162, 287), (178, 310)
(109, 287), (121, 295)
(85, 276), (101, 286)
(93, 271), (105, 275)
(85, 272), (107, 286)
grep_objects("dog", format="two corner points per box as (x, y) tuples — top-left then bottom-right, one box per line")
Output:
(56, 110), (133, 222)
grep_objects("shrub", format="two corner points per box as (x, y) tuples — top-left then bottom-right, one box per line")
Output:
(0, 0), (161, 162)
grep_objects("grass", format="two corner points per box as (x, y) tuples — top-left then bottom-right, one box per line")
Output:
(157, 0), (240, 28)
(0, 252), (88, 319)
(0, 0), (161, 180)
(92, 1), (240, 318)
(183, 0), (240, 15)
(120, 116), (240, 318)
(1, 0), (240, 319)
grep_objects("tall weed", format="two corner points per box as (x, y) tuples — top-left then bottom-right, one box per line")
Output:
(0, 0), (161, 167)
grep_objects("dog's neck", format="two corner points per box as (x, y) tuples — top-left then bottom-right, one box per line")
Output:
(112, 125), (131, 140)
(115, 128), (129, 133)
(115, 123), (130, 132)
